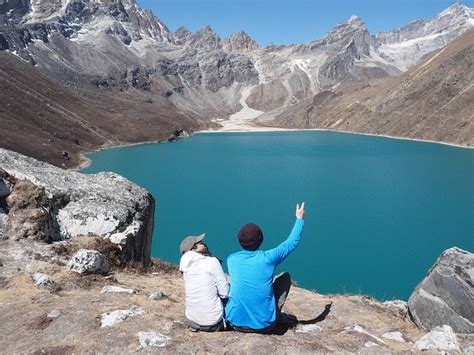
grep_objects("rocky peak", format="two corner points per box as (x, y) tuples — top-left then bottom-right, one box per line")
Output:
(374, 3), (473, 71)
(188, 25), (221, 50)
(12, 0), (172, 44)
(320, 15), (374, 57)
(376, 3), (473, 44)
(314, 14), (371, 52)
(222, 30), (259, 52)
(347, 15), (364, 27)
(173, 26), (192, 45)
(438, 2), (472, 18)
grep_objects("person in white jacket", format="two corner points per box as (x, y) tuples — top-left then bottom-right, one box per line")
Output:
(179, 233), (229, 331)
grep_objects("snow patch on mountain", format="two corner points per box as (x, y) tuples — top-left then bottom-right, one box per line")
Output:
(23, 0), (75, 24)
(376, 3), (474, 71)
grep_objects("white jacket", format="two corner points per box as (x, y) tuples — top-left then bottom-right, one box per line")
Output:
(179, 251), (229, 326)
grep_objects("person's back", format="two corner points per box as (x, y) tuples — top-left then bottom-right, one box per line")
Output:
(225, 203), (305, 332)
(179, 234), (229, 331)
(226, 249), (284, 329)
(180, 251), (228, 327)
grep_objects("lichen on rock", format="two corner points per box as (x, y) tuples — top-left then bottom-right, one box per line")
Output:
(68, 249), (110, 275)
(0, 148), (155, 266)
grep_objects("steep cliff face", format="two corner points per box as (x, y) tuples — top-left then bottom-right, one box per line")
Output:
(0, 148), (154, 266)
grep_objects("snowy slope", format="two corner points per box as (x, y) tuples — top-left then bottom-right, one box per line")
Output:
(376, 3), (474, 71)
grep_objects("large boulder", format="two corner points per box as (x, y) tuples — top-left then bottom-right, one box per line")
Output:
(0, 148), (154, 266)
(408, 247), (474, 334)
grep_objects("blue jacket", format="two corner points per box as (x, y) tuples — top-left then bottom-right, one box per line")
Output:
(225, 219), (304, 329)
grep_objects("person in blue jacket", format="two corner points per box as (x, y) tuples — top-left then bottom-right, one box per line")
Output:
(225, 202), (305, 332)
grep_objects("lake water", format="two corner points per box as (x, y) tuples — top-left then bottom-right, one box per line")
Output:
(82, 131), (474, 300)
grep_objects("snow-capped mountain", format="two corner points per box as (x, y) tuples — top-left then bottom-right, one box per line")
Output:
(0, 0), (473, 121)
(376, 2), (474, 70)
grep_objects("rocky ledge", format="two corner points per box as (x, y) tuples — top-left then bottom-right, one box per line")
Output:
(0, 237), (473, 353)
(0, 148), (154, 266)
(408, 247), (474, 334)
(0, 148), (473, 353)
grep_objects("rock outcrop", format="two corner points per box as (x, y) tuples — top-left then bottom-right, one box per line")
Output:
(408, 247), (474, 334)
(412, 325), (460, 352)
(137, 331), (172, 348)
(0, 148), (154, 266)
(68, 249), (110, 274)
(32, 272), (54, 287)
(100, 306), (144, 328)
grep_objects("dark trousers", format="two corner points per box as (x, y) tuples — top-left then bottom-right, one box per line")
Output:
(231, 271), (292, 333)
(273, 271), (291, 315)
(185, 317), (225, 332)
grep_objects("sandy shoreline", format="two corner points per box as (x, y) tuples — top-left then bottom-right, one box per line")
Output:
(198, 125), (473, 150)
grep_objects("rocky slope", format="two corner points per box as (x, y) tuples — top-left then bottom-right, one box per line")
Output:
(265, 28), (474, 146)
(0, 230), (473, 353)
(0, 1), (473, 166)
(0, 49), (198, 168)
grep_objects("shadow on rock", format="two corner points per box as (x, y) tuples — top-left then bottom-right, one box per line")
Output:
(272, 302), (333, 335)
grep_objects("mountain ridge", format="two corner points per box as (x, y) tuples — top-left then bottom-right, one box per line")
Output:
(0, 1), (473, 167)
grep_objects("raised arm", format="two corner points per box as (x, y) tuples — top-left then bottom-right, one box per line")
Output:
(265, 203), (305, 265)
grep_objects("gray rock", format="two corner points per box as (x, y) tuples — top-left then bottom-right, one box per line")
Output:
(148, 291), (165, 301)
(68, 249), (110, 275)
(413, 325), (460, 352)
(343, 324), (386, 345)
(382, 331), (405, 342)
(47, 309), (62, 319)
(295, 324), (322, 333)
(223, 31), (260, 53)
(364, 341), (379, 348)
(101, 286), (137, 294)
(0, 209), (7, 235)
(0, 174), (11, 196)
(3, 178), (57, 242)
(0, 148), (154, 266)
(100, 306), (144, 328)
(32, 272), (54, 287)
(408, 247), (474, 334)
(137, 331), (171, 348)
(382, 300), (408, 318)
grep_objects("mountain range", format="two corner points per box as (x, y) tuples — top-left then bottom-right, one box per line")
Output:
(0, 0), (473, 166)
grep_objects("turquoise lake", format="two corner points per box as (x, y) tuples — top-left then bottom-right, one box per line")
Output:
(82, 131), (474, 300)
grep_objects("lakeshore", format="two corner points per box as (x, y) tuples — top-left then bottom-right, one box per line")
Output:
(76, 123), (474, 172)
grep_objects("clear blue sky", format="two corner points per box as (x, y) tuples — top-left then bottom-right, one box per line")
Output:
(136, 0), (474, 46)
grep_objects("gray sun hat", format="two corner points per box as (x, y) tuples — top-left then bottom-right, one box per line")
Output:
(179, 233), (205, 254)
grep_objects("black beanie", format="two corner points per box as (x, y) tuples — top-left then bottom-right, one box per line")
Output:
(238, 223), (263, 251)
